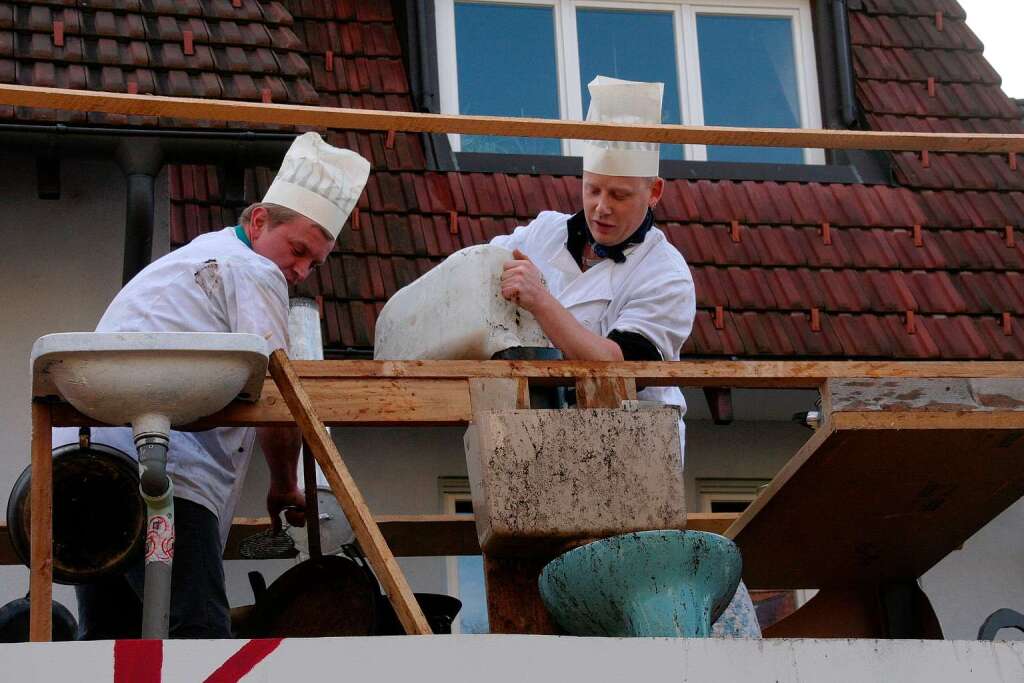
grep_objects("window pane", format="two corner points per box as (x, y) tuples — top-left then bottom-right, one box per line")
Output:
(697, 14), (803, 164)
(455, 2), (561, 155)
(577, 8), (683, 160)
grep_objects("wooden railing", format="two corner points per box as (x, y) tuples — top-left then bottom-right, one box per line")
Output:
(29, 359), (1024, 640)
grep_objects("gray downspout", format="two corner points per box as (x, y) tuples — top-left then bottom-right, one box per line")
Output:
(115, 139), (163, 285)
(833, 0), (859, 128)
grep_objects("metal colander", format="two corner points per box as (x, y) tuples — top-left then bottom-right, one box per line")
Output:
(237, 528), (298, 560)
(237, 508), (300, 560)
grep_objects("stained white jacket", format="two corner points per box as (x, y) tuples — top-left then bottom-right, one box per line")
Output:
(491, 211), (696, 458)
(54, 226), (289, 541)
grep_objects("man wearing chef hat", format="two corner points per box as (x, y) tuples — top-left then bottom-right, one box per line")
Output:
(493, 76), (760, 637)
(56, 133), (371, 639)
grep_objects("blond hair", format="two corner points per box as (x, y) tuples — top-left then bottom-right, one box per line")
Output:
(238, 203), (304, 230)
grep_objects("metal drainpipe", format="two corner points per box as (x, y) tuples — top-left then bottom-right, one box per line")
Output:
(0, 125), (300, 284)
(115, 138), (163, 284)
(832, 0), (859, 128)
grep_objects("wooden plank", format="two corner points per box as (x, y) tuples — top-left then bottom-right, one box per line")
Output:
(274, 359), (1024, 385)
(223, 514), (480, 559)
(763, 587), (886, 638)
(3, 84), (1024, 153)
(468, 378), (529, 413)
(29, 401), (52, 642)
(728, 379), (1024, 589)
(0, 512), (739, 565)
(50, 377), (474, 428)
(45, 361), (1024, 430)
(267, 350), (432, 635)
(220, 512), (742, 561)
(574, 376), (637, 408)
(483, 555), (557, 634)
(687, 512), (741, 536)
(763, 583), (943, 639)
(830, 411), (1024, 431)
(374, 515), (480, 557)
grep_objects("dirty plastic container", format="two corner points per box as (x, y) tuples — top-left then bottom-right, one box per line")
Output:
(374, 245), (551, 360)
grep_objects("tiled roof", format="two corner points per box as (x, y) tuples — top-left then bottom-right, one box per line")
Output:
(0, 0), (317, 125)
(13, 0), (1024, 359)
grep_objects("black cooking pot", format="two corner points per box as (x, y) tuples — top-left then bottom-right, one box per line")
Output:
(374, 592), (463, 635)
(7, 440), (145, 584)
(0, 596), (77, 642)
(238, 555), (379, 638)
(237, 556), (463, 637)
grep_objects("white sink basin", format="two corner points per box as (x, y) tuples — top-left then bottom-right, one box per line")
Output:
(32, 332), (268, 434)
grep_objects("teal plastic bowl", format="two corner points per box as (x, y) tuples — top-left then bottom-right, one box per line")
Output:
(538, 530), (742, 637)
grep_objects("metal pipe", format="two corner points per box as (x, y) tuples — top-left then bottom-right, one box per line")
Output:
(135, 435), (173, 639)
(122, 173), (155, 283)
(289, 298), (328, 558)
(832, 0), (859, 127)
(115, 139), (162, 283)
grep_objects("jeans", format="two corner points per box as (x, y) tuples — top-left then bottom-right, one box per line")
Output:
(75, 497), (230, 639)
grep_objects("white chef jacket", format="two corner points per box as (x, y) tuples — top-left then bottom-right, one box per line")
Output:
(491, 210), (696, 459)
(53, 226), (289, 542)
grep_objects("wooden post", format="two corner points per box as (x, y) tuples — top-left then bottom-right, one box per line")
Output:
(575, 376), (637, 408)
(29, 401), (52, 642)
(267, 350), (432, 635)
(482, 555), (559, 634)
(301, 440), (322, 558)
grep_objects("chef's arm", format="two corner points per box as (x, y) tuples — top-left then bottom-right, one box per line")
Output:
(257, 426), (305, 530)
(530, 293), (624, 361)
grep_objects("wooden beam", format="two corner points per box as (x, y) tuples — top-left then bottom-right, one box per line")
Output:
(267, 350), (432, 635)
(29, 401), (52, 642)
(153, 512), (748, 562)
(258, 359), (1024, 385)
(728, 379), (1024, 589)
(2, 84), (1024, 153)
(50, 377), (475, 428)
(575, 376), (637, 408)
(224, 515), (480, 559)
(45, 360), (1024, 428)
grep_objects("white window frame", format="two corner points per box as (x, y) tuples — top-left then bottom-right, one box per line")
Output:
(435, 0), (824, 164)
(696, 477), (770, 512)
(436, 0), (571, 154)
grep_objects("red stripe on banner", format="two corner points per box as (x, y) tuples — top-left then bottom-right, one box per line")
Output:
(114, 639), (163, 683)
(204, 639), (284, 683)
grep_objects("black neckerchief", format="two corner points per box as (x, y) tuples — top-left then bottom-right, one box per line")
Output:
(566, 208), (654, 267)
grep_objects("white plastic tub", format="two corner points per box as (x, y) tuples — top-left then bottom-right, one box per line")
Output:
(374, 245), (551, 360)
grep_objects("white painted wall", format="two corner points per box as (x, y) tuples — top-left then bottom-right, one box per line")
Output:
(0, 150), (126, 613)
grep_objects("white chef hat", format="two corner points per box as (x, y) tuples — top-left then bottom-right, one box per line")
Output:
(262, 132), (371, 239)
(582, 75), (664, 178)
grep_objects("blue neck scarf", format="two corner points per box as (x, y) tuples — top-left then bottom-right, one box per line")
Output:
(566, 208), (654, 266)
(234, 224), (252, 249)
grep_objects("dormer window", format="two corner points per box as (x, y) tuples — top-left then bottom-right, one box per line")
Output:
(435, 0), (824, 165)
